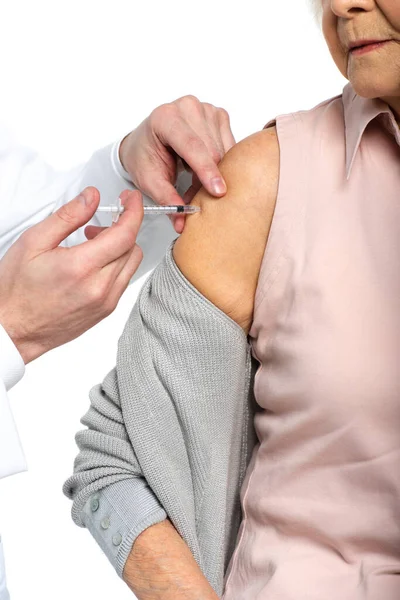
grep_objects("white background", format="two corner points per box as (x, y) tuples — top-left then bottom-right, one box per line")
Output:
(0, 1), (345, 598)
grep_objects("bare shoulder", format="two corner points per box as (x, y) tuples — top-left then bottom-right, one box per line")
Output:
(173, 127), (279, 333)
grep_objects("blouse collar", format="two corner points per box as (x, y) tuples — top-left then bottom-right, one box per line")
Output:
(343, 83), (400, 179)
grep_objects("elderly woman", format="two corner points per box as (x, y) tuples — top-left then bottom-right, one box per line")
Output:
(65, 0), (400, 598)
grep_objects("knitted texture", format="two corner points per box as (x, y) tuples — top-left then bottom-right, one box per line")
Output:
(64, 243), (258, 595)
(80, 477), (168, 578)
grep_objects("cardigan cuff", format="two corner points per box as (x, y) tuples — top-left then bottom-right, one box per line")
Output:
(82, 477), (167, 578)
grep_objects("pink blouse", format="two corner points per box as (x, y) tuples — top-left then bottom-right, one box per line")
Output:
(223, 84), (400, 599)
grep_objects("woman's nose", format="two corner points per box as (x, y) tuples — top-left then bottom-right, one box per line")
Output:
(330, 0), (374, 18)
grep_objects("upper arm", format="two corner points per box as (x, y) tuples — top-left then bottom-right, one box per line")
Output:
(173, 127), (280, 333)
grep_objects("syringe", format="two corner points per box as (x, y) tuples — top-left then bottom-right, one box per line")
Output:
(96, 199), (200, 223)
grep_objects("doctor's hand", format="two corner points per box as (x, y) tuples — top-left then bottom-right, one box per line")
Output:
(119, 96), (236, 233)
(0, 187), (143, 365)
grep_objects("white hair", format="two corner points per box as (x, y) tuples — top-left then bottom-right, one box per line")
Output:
(309, 0), (323, 21)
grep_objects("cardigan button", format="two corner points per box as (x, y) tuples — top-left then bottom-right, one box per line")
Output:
(90, 497), (100, 512)
(112, 534), (122, 546)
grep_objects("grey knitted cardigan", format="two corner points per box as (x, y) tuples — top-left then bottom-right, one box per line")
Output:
(64, 243), (258, 596)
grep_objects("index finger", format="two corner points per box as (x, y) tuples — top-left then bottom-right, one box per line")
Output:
(161, 118), (227, 198)
(144, 170), (186, 207)
(79, 190), (144, 267)
(217, 108), (236, 152)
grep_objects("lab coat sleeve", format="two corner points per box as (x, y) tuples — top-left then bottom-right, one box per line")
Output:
(0, 131), (191, 480)
(0, 535), (9, 600)
(0, 132), (179, 276)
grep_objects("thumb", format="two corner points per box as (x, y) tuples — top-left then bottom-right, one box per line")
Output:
(33, 187), (100, 251)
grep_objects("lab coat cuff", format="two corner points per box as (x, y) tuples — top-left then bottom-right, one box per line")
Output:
(111, 137), (158, 210)
(0, 589), (10, 600)
(82, 477), (167, 578)
(0, 380), (27, 479)
(0, 325), (25, 391)
(0, 536), (10, 600)
(112, 136), (134, 185)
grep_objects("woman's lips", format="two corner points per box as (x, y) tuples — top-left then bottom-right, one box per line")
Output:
(350, 40), (390, 56)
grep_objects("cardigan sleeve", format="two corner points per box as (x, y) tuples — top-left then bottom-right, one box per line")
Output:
(63, 365), (167, 577)
(64, 243), (256, 594)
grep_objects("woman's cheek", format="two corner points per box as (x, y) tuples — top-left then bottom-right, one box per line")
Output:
(322, 19), (348, 78)
(331, 45), (348, 79)
(379, 1), (400, 30)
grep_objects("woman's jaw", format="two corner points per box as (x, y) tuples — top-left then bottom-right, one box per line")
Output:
(321, 0), (400, 118)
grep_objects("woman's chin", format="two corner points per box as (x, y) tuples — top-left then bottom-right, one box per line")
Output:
(348, 73), (398, 100)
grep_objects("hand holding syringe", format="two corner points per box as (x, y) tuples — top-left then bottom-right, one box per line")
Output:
(97, 197), (200, 223)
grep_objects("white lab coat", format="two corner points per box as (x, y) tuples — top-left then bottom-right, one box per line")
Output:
(0, 125), (179, 598)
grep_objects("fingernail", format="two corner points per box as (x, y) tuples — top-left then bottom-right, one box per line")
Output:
(211, 177), (226, 195)
(119, 189), (132, 204)
(79, 189), (92, 206)
(174, 217), (184, 234)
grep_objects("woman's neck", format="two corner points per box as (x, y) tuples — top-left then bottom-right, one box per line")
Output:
(382, 96), (400, 124)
